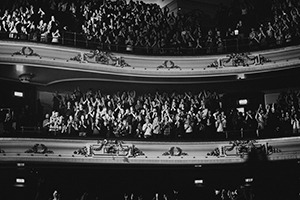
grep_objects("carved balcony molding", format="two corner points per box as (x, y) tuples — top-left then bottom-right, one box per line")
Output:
(0, 136), (299, 165)
(1, 41), (300, 85)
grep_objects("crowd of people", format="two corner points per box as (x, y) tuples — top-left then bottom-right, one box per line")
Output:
(0, 0), (62, 43)
(43, 88), (222, 139)
(38, 87), (300, 140)
(0, 0), (300, 54)
(46, 187), (254, 200)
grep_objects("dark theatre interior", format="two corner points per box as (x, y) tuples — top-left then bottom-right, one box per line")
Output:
(1, 0), (300, 199)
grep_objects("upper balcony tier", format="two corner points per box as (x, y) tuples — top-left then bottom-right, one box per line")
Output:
(0, 40), (300, 86)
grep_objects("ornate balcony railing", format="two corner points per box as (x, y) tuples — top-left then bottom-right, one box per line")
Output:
(1, 30), (300, 56)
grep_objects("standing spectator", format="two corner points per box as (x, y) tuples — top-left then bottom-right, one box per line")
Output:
(49, 190), (60, 200)
(258, 26), (267, 48)
(52, 91), (62, 112)
(249, 28), (259, 49)
(152, 115), (162, 139)
(65, 115), (78, 136)
(215, 111), (226, 136)
(3, 111), (12, 134)
(51, 27), (60, 43)
(78, 114), (88, 137)
(255, 105), (266, 137)
(275, 28), (284, 46)
(266, 22), (276, 46)
(244, 110), (257, 133)
(205, 30), (214, 54)
(125, 35), (133, 52)
(49, 111), (62, 136)
(291, 113), (300, 134)
(142, 117), (152, 138)
(162, 112), (172, 139)
(216, 37), (224, 53)
(183, 114), (193, 139)
(92, 117), (101, 136)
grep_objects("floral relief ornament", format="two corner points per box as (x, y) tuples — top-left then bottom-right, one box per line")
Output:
(12, 46), (41, 58)
(206, 140), (281, 158)
(162, 147), (188, 156)
(24, 144), (54, 154)
(157, 60), (181, 69)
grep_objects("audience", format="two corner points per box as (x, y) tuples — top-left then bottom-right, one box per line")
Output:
(36, 87), (300, 140)
(43, 88), (222, 139)
(1, 0), (300, 139)
(0, 0), (299, 54)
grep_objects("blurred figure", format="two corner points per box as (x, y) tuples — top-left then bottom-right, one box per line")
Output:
(42, 113), (50, 135)
(49, 190), (60, 200)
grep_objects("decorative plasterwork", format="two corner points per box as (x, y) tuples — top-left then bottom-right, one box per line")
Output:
(24, 144), (54, 154)
(208, 53), (271, 68)
(74, 139), (144, 158)
(162, 147), (188, 156)
(206, 140), (281, 158)
(70, 50), (131, 67)
(12, 46), (41, 58)
(157, 60), (181, 70)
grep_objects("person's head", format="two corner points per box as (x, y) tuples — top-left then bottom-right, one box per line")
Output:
(80, 114), (85, 120)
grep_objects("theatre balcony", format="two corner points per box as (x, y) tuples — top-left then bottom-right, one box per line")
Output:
(0, 41), (300, 86)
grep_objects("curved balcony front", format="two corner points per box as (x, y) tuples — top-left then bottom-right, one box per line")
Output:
(0, 41), (300, 86)
(0, 136), (298, 165)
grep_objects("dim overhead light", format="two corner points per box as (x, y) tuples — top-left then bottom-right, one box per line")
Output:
(239, 99), (248, 105)
(245, 178), (253, 183)
(16, 178), (25, 183)
(14, 91), (23, 98)
(195, 179), (204, 187)
(195, 179), (203, 184)
(237, 74), (245, 80)
(17, 162), (25, 167)
(16, 64), (24, 73)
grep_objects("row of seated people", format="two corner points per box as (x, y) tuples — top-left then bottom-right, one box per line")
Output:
(45, 186), (254, 200)
(0, 0), (300, 54)
(39, 88), (300, 139)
